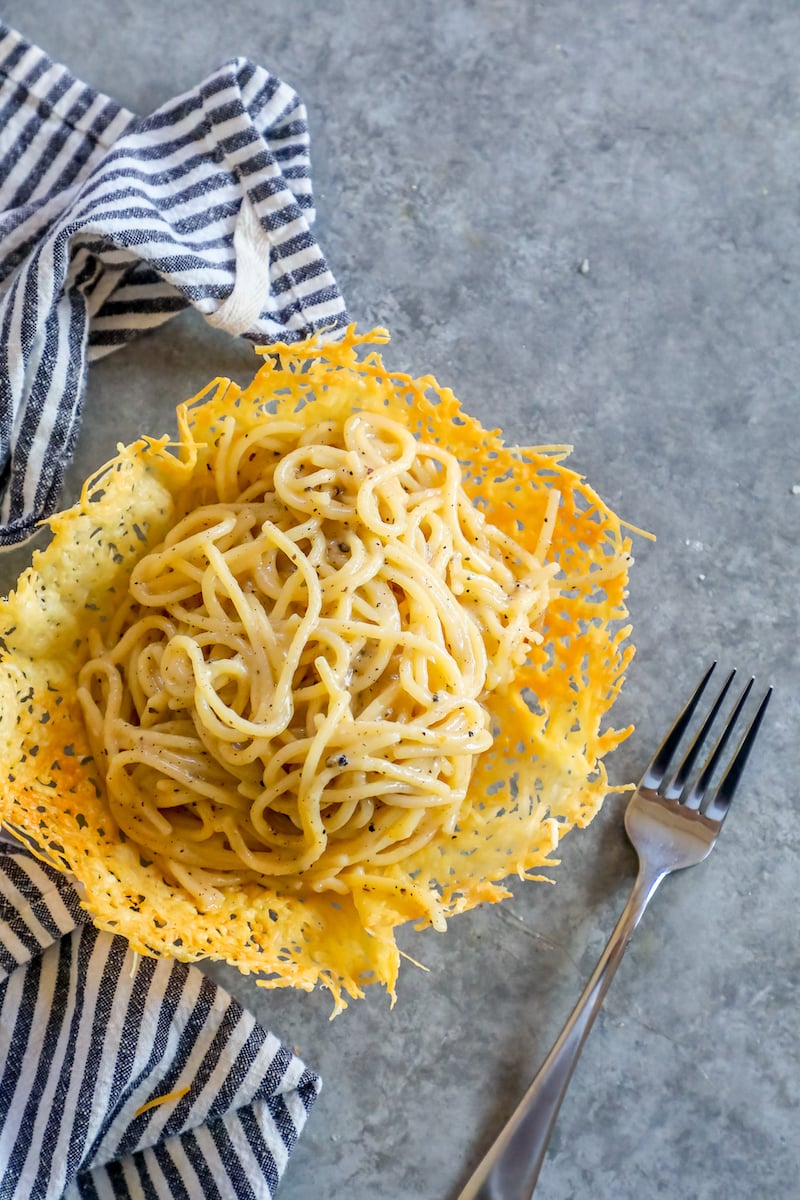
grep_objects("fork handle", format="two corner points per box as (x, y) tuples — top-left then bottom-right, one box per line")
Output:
(457, 863), (666, 1200)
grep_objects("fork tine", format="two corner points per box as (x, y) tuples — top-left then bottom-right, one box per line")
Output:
(662, 668), (736, 800)
(683, 677), (754, 811)
(640, 661), (716, 790)
(703, 686), (772, 822)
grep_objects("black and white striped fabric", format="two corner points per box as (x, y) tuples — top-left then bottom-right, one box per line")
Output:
(0, 22), (348, 548)
(0, 26), (335, 1193)
(0, 844), (321, 1198)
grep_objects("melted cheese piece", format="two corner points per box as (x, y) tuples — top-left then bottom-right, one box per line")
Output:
(0, 327), (635, 1012)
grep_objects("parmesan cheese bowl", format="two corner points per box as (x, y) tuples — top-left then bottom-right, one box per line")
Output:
(0, 327), (635, 1011)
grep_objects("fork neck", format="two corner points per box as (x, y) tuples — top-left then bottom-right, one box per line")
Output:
(625, 862), (669, 936)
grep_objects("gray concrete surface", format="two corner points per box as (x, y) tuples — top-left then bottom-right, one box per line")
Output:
(1, 1), (798, 1197)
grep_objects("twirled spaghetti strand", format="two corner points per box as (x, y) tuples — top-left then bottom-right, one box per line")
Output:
(78, 411), (556, 909)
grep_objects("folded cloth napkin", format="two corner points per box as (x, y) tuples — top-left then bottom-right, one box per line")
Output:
(0, 844), (321, 1199)
(0, 22), (348, 548)
(0, 24), (341, 1197)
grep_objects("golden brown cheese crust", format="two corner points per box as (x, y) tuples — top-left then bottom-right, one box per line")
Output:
(0, 327), (634, 1011)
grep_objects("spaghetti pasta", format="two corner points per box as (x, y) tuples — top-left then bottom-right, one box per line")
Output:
(77, 409), (557, 912)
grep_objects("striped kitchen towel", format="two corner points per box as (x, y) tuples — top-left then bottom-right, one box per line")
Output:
(0, 844), (321, 1198)
(0, 22), (348, 549)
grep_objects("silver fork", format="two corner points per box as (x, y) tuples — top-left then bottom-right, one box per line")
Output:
(458, 662), (772, 1200)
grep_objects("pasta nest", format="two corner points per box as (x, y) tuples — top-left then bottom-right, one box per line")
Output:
(0, 327), (635, 1011)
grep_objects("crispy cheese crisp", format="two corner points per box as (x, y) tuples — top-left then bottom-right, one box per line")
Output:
(0, 327), (635, 1012)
